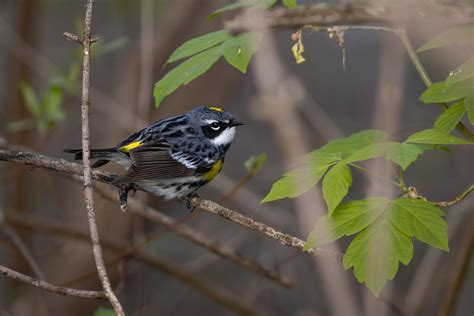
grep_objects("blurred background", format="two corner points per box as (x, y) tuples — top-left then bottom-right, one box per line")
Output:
(0, 0), (473, 315)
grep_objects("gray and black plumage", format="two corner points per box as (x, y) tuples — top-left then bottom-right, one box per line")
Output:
(65, 106), (243, 207)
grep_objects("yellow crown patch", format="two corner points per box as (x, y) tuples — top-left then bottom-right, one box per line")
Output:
(207, 106), (224, 112)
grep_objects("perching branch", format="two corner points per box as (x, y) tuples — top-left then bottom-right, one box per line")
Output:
(0, 149), (341, 259)
(0, 264), (106, 300)
(62, 0), (124, 314)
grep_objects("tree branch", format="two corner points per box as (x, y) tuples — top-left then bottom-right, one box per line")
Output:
(3, 224), (46, 281)
(225, 3), (473, 33)
(63, 0), (124, 314)
(0, 264), (106, 300)
(431, 185), (474, 208)
(0, 148), (341, 259)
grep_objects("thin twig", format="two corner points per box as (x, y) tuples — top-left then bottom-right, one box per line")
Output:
(5, 213), (255, 315)
(180, 197), (341, 259)
(0, 264), (106, 300)
(431, 185), (474, 208)
(63, 0), (124, 314)
(3, 225), (46, 281)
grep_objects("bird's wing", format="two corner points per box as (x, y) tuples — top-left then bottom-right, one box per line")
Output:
(121, 140), (214, 182)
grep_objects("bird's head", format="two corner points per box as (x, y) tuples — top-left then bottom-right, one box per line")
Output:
(188, 106), (244, 146)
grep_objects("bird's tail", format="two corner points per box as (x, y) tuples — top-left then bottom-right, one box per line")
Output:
(64, 148), (121, 168)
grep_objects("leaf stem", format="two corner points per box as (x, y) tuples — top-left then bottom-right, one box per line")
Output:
(349, 163), (401, 188)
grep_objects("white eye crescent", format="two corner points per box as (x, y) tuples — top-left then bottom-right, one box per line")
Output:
(210, 122), (220, 130)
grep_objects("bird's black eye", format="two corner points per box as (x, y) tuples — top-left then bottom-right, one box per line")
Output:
(210, 122), (220, 130)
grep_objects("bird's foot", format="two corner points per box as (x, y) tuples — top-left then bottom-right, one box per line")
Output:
(185, 192), (200, 212)
(118, 184), (134, 212)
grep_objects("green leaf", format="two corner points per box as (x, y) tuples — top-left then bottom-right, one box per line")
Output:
(419, 78), (474, 104)
(165, 30), (230, 64)
(283, 0), (298, 9)
(317, 129), (388, 159)
(390, 198), (449, 251)
(19, 82), (40, 117)
(261, 153), (338, 203)
(417, 26), (474, 52)
(41, 84), (64, 122)
(64, 61), (80, 94)
(405, 129), (472, 145)
(343, 142), (394, 164)
(465, 90), (474, 125)
(322, 163), (352, 215)
(343, 213), (413, 297)
(446, 57), (474, 86)
(208, 2), (244, 19)
(154, 46), (222, 107)
(244, 153), (267, 175)
(221, 32), (262, 73)
(434, 101), (466, 133)
(93, 307), (115, 316)
(385, 143), (424, 170)
(304, 197), (390, 249)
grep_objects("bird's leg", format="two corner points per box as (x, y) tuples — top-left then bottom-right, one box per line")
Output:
(185, 191), (200, 212)
(118, 183), (133, 212)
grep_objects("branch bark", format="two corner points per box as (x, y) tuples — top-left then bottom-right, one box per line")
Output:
(225, 3), (473, 33)
(0, 265), (106, 300)
(63, 1), (124, 314)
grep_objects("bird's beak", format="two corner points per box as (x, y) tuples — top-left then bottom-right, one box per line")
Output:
(230, 120), (244, 127)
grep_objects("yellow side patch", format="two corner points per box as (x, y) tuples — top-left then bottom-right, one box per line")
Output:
(119, 141), (143, 152)
(202, 160), (223, 181)
(207, 106), (224, 112)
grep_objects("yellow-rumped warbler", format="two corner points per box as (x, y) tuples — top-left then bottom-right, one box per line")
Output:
(65, 106), (243, 205)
